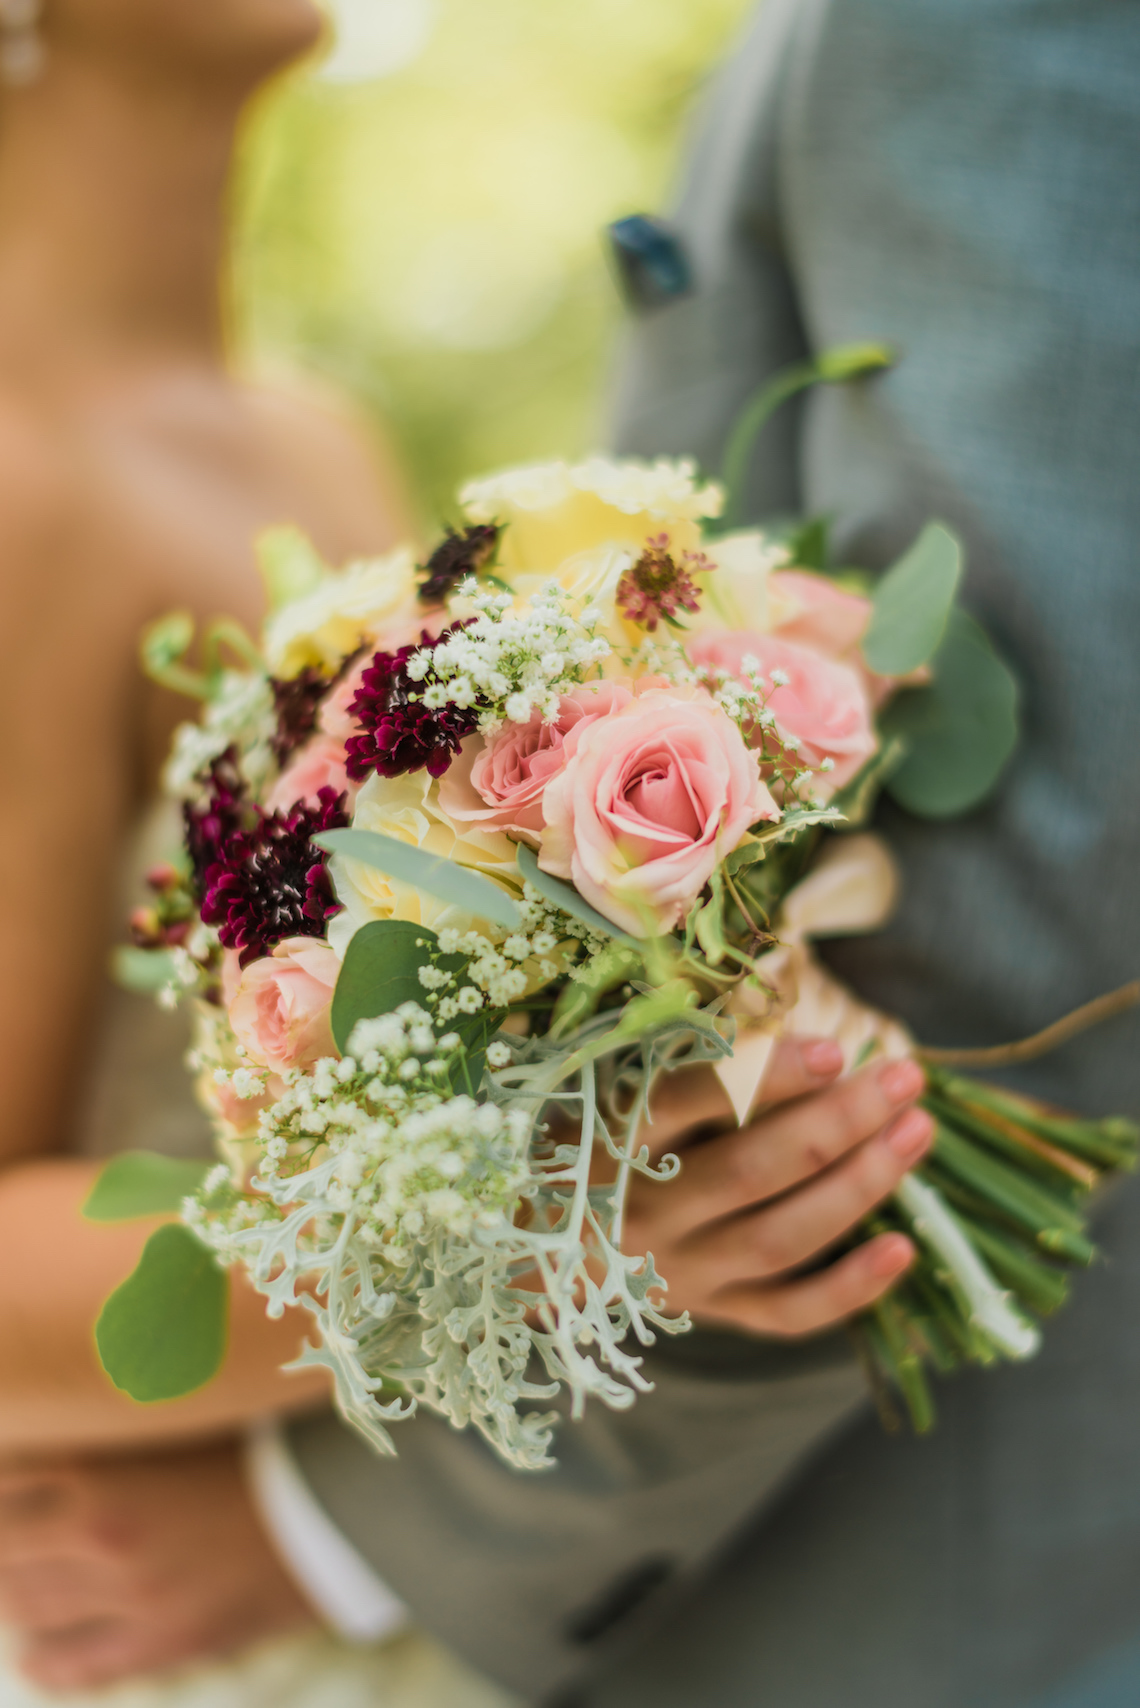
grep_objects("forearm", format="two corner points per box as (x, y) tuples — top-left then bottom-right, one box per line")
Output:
(0, 1158), (328, 1454)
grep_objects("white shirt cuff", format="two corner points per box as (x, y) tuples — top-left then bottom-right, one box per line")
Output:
(244, 1420), (409, 1645)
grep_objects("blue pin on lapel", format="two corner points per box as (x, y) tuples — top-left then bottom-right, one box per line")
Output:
(607, 215), (693, 311)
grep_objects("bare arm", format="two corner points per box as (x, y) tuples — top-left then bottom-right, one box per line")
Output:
(0, 1158), (329, 1455)
(0, 424), (127, 1168)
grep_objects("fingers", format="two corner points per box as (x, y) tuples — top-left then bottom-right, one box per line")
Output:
(705, 1232), (917, 1338)
(681, 1102), (933, 1290)
(634, 1056), (927, 1242)
(636, 1035), (845, 1160)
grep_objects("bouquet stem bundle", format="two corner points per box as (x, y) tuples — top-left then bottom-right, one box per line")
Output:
(862, 1069), (1138, 1430)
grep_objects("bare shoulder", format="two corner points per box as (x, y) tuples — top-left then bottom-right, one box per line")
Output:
(243, 372), (416, 552)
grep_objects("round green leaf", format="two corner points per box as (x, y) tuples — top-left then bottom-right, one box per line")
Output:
(95, 1225), (228, 1403)
(84, 1152), (212, 1223)
(863, 523), (963, 676)
(881, 609), (1019, 818)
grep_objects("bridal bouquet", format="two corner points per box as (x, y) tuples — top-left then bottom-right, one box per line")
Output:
(90, 456), (1137, 1468)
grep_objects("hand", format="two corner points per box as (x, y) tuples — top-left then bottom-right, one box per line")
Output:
(0, 1439), (316, 1692)
(622, 1036), (932, 1338)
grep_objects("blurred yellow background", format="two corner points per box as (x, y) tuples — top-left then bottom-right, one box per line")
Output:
(230, 0), (753, 528)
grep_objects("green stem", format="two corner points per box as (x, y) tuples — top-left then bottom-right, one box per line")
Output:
(719, 342), (896, 530)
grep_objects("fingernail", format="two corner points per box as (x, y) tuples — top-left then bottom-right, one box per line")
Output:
(879, 1058), (925, 1103)
(885, 1108), (933, 1162)
(870, 1233), (914, 1277)
(802, 1039), (843, 1077)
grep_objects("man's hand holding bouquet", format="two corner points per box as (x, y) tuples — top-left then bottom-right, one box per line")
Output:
(91, 450), (1138, 1469)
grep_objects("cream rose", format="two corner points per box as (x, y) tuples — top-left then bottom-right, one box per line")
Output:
(688, 629), (877, 796)
(263, 547), (418, 679)
(227, 937), (340, 1073)
(326, 770), (519, 957)
(459, 456), (721, 575)
(539, 686), (777, 937)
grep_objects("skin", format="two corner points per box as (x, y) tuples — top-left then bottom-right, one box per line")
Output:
(0, 0), (932, 1685)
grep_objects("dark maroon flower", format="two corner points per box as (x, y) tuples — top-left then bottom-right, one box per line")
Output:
(417, 524), (501, 605)
(199, 787), (349, 966)
(270, 652), (364, 766)
(270, 668), (329, 766)
(344, 626), (480, 782)
(183, 750), (251, 895)
(617, 533), (712, 632)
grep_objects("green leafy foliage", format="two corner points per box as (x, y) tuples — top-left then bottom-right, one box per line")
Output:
(109, 945), (180, 996)
(94, 1225), (228, 1403)
(84, 1153), (213, 1223)
(138, 611), (208, 699)
(515, 842), (639, 947)
(881, 609), (1019, 817)
(332, 920), (454, 1052)
(331, 920), (499, 1091)
(862, 523), (962, 676)
(256, 524), (326, 610)
(316, 829), (522, 931)
(785, 515), (831, 570)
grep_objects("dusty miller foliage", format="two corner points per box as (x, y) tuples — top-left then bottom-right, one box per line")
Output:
(188, 1003), (733, 1471)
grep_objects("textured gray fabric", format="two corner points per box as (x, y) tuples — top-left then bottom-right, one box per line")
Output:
(286, 1329), (866, 1700)
(289, 1), (1140, 1701)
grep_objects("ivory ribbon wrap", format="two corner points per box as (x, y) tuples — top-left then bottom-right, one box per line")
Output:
(715, 833), (914, 1125)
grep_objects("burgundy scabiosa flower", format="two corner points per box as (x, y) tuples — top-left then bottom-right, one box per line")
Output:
(270, 667), (331, 766)
(345, 626), (480, 782)
(617, 533), (712, 632)
(199, 786), (349, 966)
(417, 523), (501, 605)
(183, 749), (250, 894)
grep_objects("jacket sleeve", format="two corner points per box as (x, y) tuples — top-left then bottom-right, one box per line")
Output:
(284, 1328), (866, 1702)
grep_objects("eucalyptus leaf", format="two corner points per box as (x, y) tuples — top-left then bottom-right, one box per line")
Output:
(95, 1224), (228, 1403)
(332, 920), (451, 1052)
(827, 735), (908, 829)
(881, 609), (1019, 817)
(84, 1153), (212, 1223)
(110, 945), (180, 996)
(317, 829), (521, 931)
(515, 842), (640, 948)
(863, 523), (963, 676)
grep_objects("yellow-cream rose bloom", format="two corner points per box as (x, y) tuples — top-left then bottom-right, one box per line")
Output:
(683, 529), (797, 637)
(264, 547), (417, 679)
(326, 770), (520, 958)
(459, 456), (722, 576)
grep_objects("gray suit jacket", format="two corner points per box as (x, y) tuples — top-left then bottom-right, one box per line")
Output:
(289, 2), (1140, 1701)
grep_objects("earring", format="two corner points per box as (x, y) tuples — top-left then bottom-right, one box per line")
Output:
(0, 0), (45, 88)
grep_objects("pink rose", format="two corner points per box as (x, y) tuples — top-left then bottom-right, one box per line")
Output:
(265, 735), (354, 814)
(228, 936), (340, 1073)
(769, 569), (927, 709)
(769, 569), (871, 657)
(539, 686), (776, 936)
(688, 629), (876, 796)
(319, 610), (448, 741)
(439, 681), (634, 841)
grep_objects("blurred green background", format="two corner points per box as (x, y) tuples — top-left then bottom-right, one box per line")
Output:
(230, 0), (753, 530)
